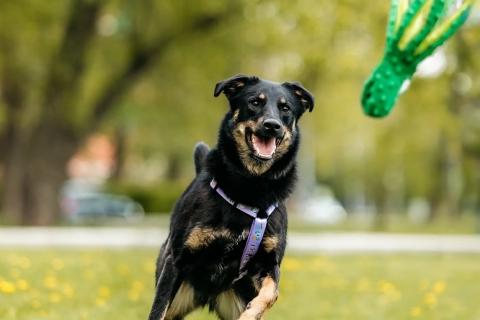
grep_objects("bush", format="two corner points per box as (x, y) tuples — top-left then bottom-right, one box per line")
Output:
(106, 181), (187, 214)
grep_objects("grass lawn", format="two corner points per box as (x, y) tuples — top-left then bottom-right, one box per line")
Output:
(0, 249), (479, 320)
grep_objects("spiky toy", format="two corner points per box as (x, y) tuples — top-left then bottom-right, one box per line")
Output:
(361, 0), (474, 118)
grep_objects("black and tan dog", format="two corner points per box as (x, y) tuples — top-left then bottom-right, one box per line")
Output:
(147, 74), (314, 320)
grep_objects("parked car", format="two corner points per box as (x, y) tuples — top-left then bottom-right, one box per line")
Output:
(300, 186), (347, 225)
(60, 179), (144, 222)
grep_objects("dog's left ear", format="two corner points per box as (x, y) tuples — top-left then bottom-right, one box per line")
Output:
(282, 82), (315, 112)
(214, 74), (259, 98)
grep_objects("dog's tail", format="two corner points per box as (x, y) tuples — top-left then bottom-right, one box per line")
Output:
(194, 142), (210, 175)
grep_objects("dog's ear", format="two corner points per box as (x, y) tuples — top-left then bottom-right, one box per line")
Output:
(214, 74), (259, 98)
(282, 81), (315, 112)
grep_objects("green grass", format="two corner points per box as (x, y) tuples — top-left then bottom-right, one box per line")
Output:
(0, 249), (479, 319)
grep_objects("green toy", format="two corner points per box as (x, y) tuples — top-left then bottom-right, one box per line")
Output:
(361, 0), (475, 118)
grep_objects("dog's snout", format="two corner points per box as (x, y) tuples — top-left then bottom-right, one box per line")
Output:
(263, 119), (283, 136)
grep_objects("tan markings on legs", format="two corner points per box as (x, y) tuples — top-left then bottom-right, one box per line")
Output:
(185, 227), (232, 250)
(238, 276), (278, 320)
(164, 282), (196, 320)
(215, 289), (246, 320)
(262, 236), (279, 253)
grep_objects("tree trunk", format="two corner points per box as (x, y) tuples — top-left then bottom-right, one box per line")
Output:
(1, 122), (79, 225)
(1, 140), (26, 224)
(110, 126), (127, 181)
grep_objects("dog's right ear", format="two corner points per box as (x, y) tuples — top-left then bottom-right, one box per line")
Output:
(214, 74), (259, 97)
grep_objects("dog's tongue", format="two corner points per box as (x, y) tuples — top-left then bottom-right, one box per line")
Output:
(252, 134), (276, 158)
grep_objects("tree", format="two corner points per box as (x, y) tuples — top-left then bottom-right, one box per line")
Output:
(0, 0), (233, 224)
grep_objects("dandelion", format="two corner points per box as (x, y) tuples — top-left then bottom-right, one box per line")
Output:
(424, 292), (437, 307)
(49, 292), (62, 304)
(282, 257), (302, 271)
(128, 280), (144, 302)
(96, 298), (107, 307)
(117, 264), (130, 276)
(410, 306), (422, 317)
(63, 284), (75, 298)
(432, 281), (446, 294)
(16, 279), (29, 291)
(43, 275), (58, 289)
(378, 280), (401, 302)
(98, 286), (111, 299)
(0, 279), (16, 294)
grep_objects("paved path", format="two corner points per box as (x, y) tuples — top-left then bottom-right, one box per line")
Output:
(1, 227), (480, 253)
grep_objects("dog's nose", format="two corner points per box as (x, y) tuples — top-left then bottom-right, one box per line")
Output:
(263, 119), (283, 136)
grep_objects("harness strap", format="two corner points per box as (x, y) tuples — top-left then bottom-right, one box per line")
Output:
(210, 178), (277, 275)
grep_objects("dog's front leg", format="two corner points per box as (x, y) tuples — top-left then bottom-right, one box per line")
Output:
(147, 254), (178, 320)
(238, 268), (279, 320)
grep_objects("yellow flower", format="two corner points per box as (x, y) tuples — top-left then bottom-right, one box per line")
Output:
(424, 292), (437, 307)
(98, 286), (111, 299)
(410, 306), (422, 317)
(132, 281), (144, 291)
(49, 292), (62, 303)
(0, 279), (16, 294)
(128, 281), (144, 302)
(117, 264), (130, 276)
(43, 275), (58, 289)
(432, 281), (446, 295)
(96, 298), (107, 307)
(63, 284), (75, 298)
(16, 279), (29, 291)
(378, 280), (401, 302)
(282, 257), (302, 271)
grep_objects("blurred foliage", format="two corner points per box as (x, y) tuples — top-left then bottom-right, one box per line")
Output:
(106, 181), (186, 214)
(0, 0), (479, 223)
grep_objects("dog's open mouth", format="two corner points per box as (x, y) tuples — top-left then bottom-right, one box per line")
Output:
(247, 132), (282, 160)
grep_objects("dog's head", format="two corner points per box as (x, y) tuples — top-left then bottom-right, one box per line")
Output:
(214, 74), (314, 176)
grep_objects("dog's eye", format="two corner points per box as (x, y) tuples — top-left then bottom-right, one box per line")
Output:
(280, 104), (290, 112)
(250, 99), (261, 107)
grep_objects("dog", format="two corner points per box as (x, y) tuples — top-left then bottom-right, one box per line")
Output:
(147, 74), (314, 320)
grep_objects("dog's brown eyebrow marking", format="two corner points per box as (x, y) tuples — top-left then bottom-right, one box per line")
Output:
(279, 97), (286, 104)
(258, 93), (266, 100)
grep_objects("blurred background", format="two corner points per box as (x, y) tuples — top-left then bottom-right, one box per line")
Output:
(1, 0), (479, 232)
(1, 1), (480, 319)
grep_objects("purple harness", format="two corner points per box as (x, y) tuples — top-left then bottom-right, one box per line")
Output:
(210, 179), (277, 274)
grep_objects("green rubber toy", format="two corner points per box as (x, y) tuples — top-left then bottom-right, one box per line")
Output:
(361, 0), (474, 118)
